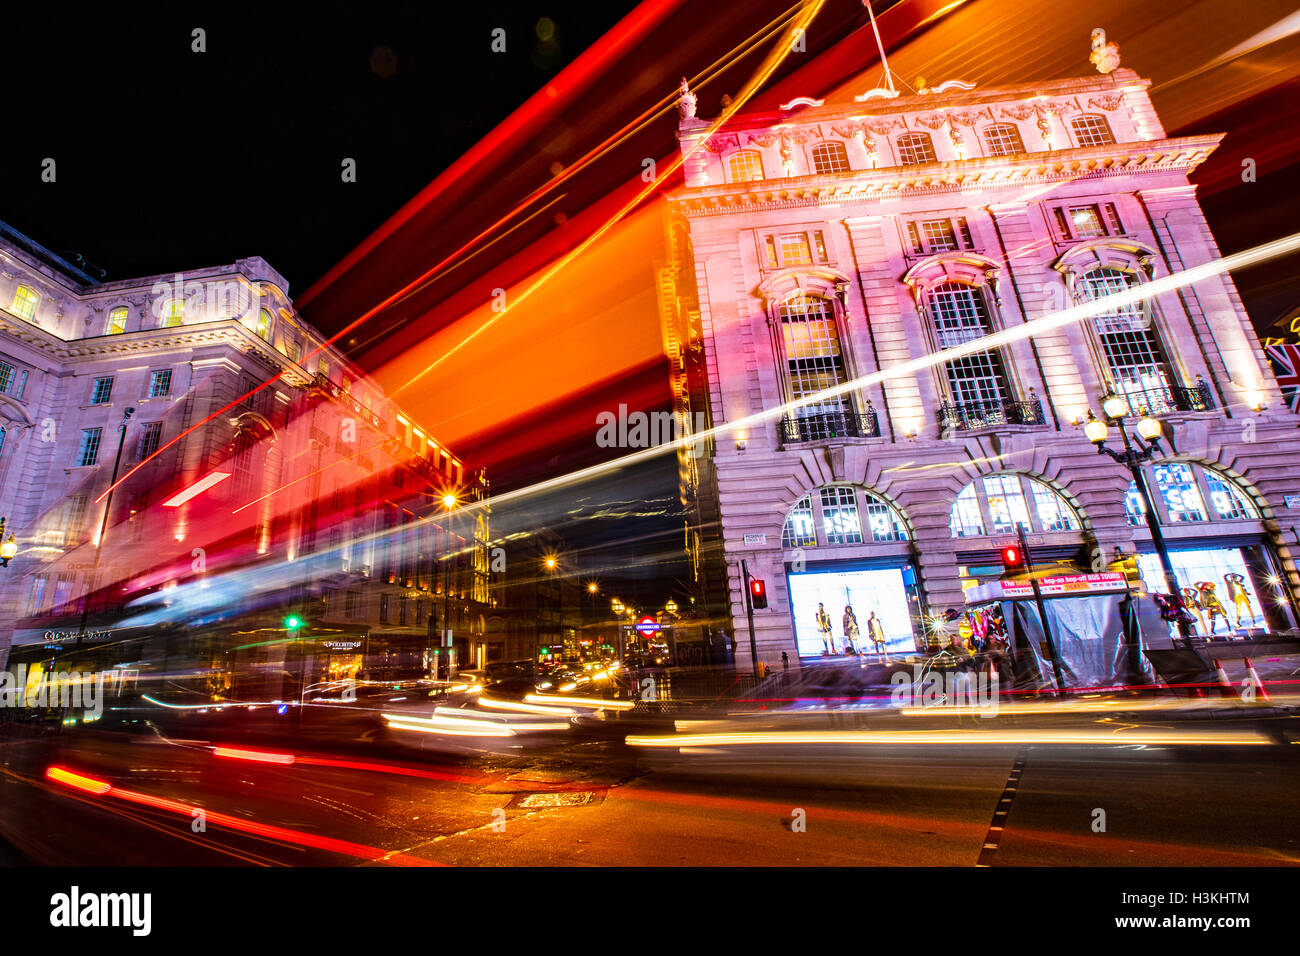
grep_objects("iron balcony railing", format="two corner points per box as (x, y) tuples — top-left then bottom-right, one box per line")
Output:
(938, 394), (1046, 432)
(1117, 380), (1214, 417)
(781, 406), (881, 443)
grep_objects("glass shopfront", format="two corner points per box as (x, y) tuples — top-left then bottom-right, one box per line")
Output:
(788, 564), (923, 658)
(1137, 544), (1284, 637)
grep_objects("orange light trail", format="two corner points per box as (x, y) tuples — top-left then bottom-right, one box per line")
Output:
(45, 765), (440, 866)
(390, 0), (829, 396)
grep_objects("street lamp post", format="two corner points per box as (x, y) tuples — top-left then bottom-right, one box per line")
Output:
(441, 492), (457, 679)
(1084, 396), (1193, 646)
(0, 516), (17, 567)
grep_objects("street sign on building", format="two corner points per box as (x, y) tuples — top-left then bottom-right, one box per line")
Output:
(634, 615), (661, 636)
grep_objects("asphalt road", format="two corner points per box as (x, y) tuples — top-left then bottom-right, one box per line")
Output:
(2, 708), (1297, 867)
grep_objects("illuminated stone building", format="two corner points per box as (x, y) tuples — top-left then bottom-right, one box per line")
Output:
(0, 222), (494, 690)
(662, 58), (1300, 669)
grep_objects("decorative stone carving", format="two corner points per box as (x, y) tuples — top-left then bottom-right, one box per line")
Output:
(1087, 93), (1126, 111)
(676, 77), (697, 120)
(704, 134), (738, 153)
(864, 117), (903, 136)
(1090, 29), (1121, 75)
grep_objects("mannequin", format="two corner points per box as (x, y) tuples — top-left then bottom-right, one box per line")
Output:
(1180, 586), (1206, 635)
(815, 603), (834, 655)
(1223, 573), (1256, 630)
(842, 605), (861, 655)
(1196, 581), (1229, 636)
(867, 610), (888, 661)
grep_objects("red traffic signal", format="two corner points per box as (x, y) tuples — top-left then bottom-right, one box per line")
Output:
(1000, 545), (1025, 572)
(748, 578), (768, 609)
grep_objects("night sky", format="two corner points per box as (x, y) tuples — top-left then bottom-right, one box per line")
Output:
(0, 1), (639, 285)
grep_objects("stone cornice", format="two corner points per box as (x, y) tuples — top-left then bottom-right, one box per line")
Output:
(666, 135), (1222, 218)
(0, 316), (312, 382)
(680, 70), (1153, 140)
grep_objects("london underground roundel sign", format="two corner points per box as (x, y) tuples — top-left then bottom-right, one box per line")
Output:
(635, 615), (661, 636)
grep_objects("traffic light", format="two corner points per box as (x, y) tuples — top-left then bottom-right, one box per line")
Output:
(1000, 545), (1024, 574)
(284, 615), (303, 634)
(748, 578), (768, 609)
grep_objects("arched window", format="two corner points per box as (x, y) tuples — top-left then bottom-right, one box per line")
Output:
(160, 298), (184, 327)
(727, 150), (764, 182)
(107, 306), (129, 334)
(927, 282), (1011, 413)
(783, 487), (909, 548)
(982, 123), (1024, 157)
(1079, 266), (1173, 413)
(896, 132), (936, 165)
(1071, 114), (1115, 148)
(257, 309), (273, 341)
(811, 141), (850, 174)
(1125, 462), (1258, 527)
(10, 285), (38, 321)
(950, 474), (1082, 538)
(779, 294), (852, 434)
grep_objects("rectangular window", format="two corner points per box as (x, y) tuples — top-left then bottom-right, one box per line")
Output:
(128, 494), (147, 541)
(1068, 205), (1106, 238)
(137, 421), (162, 459)
(819, 486), (863, 545)
(1053, 207), (1073, 240)
(0, 361), (28, 398)
(778, 233), (813, 266)
(813, 230), (828, 261)
(10, 286), (38, 321)
(107, 307), (129, 334)
(1103, 202), (1123, 235)
(379, 594), (392, 624)
(318, 356), (330, 379)
(52, 575), (75, 609)
(65, 494), (91, 543)
(907, 221), (924, 254)
(91, 376), (114, 404)
(148, 369), (172, 397)
(78, 427), (103, 466)
(764, 236), (778, 268)
(920, 219), (959, 252)
(27, 575), (48, 614)
(345, 591), (358, 617)
(285, 339), (301, 363)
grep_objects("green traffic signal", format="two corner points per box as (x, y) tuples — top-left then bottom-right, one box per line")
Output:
(284, 615), (302, 630)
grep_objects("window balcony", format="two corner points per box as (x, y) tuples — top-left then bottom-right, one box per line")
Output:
(780, 406), (881, 443)
(939, 395), (1046, 432)
(1117, 380), (1214, 417)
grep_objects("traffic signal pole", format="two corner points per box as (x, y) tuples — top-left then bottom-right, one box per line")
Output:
(741, 559), (759, 679)
(1018, 526), (1066, 696)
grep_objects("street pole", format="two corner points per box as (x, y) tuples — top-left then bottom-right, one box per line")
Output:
(741, 559), (758, 679)
(1018, 525), (1066, 695)
(443, 517), (452, 680)
(77, 406), (134, 649)
(1115, 420), (1192, 646)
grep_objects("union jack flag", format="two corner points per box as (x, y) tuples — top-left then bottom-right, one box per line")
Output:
(1267, 343), (1300, 413)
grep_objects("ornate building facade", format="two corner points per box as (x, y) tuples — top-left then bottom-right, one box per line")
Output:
(0, 223), (495, 696)
(661, 60), (1300, 669)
